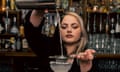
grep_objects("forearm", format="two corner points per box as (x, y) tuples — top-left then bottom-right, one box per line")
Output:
(30, 10), (44, 27)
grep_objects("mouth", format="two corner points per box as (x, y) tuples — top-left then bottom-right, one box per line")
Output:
(66, 34), (73, 38)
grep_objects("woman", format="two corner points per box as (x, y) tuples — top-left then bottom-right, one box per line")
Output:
(24, 10), (95, 72)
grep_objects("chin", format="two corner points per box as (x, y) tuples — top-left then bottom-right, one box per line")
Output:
(64, 41), (76, 44)
(64, 39), (79, 45)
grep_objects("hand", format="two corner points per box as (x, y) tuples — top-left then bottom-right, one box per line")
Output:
(69, 49), (96, 72)
(69, 49), (96, 61)
(77, 49), (96, 72)
(30, 10), (44, 27)
(77, 49), (96, 61)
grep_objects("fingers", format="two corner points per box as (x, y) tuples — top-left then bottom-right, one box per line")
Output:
(76, 50), (95, 61)
(69, 49), (96, 61)
(85, 49), (96, 54)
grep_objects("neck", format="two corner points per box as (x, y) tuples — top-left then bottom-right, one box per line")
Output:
(64, 43), (79, 56)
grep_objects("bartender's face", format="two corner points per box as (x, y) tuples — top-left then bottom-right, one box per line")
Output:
(60, 15), (81, 44)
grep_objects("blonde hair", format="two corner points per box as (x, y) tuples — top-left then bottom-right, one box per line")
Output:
(63, 12), (88, 54)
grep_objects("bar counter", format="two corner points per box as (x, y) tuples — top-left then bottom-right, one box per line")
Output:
(0, 51), (120, 72)
(0, 51), (120, 59)
(0, 51), (36, 57)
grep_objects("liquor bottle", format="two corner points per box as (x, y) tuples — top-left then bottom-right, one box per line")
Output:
(16, 34), (22, 51)
(99, 0), (108, 13)
(19, 24), (25, 38)
(49, 15), (55, 37)
(2, 0), (6, 11)
(10, 0), (16, 10)
(110, 18), (115, 35)
(6, 0), (10, 10)
(110, 17), (115, 42)
(42, 11), (51, 37)
(22, 37), (29, 51)
(56, 0), (61, 8)
(45, 16), (50, 36)
(10, 37), (16, 51)
(62, 0), (69, 10)
(109, 0), (114, 13)
(10, 17), (19, 34)
(93, 0), (98, 12)
(19, 23), (29, 51)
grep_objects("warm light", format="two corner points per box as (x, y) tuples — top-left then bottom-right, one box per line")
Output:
(2, 7), (6, 11)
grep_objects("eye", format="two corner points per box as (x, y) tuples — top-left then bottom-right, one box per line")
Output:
(60, 24), (67, 29)
(72, 23), (79, 29)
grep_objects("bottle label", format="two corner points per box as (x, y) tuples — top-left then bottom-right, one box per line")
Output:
(22, 38), (29, 49)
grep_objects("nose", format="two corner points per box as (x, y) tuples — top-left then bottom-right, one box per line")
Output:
(67, 27), (72, 33)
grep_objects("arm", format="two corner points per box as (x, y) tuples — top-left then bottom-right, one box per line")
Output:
(79, 49), (95, 72)
(24, 10), (60, 57)
(24, 10), (51, 57)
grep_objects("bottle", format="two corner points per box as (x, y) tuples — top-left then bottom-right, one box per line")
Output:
(2, 0), (6, 11)
(93, 0), (98, 12)
(49, 15), (55, 37)
(110, 18), (115, 42)
(16, 34), (22, 51)
(10, 37), (16, 51)
(10, 0), (16, 10)
(110, 18), (115, 35)
(43, 12), (50, 37)
(19, 24), (25, 38)
(56, 0), (61, 8)
(45, 16), (50, 36)
(6, 0), (10, 10)
(22, 37), (29, 51)
(19, 24), (29, 51)
(99, 0), (108, 13)
(62, 0), (69, 10)
(10, 17), (19, 34)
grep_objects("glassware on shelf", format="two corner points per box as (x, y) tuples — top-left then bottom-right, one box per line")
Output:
(105, 14), (110, 35)
(0, 23), (4, 34)
(93, 14), (97, 33)
(99, 14), (103, 33)
(3, 17), (11, 34)
(87, 13), (90, 33)
(115, 14), (120, 34)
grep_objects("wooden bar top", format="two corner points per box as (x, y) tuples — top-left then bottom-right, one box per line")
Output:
(0, 51), (36, 57)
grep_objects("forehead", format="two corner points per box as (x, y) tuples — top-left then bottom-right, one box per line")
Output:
(62, 15), (78, 22)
